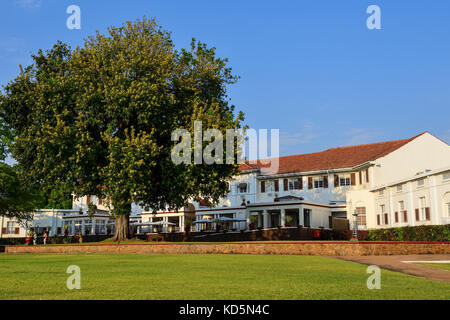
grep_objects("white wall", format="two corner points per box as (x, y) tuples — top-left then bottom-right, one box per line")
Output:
(372, 133), (450, 187)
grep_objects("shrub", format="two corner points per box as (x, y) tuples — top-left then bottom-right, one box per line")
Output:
(367, 224), (450, 241)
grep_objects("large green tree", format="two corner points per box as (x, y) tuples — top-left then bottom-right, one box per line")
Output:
(0, 18), (244, 240)
(0, 119), (41, 221)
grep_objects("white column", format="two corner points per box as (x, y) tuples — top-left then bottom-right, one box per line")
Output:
(179, 215), (183, 232)
(246, 211), (251, 230)
(163, 217), (168, 233)
(387, 187), (394, 227)
(263, 210), (269, 229)
(429, 176), (440, 225)
(408, 182), (415, 227)
(298, 207), (303, 226)
(281, 209), (286, 227)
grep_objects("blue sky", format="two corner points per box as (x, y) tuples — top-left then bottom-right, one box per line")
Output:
(1, 0), (449, 157)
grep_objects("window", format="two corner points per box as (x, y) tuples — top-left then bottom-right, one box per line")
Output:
(419, 197), (427, 221)
(288, 179), (299, 190)
(74, 220), (82, 234)
(381, 204), (388, 224)
(95, 220), (106, 235)
(238, 183), (248, 194)
(355, 207), (366, 226)
(417, 179), (425, 187)
(84, 219), (93, 235)
(339, 175), (351, 186)
(443, 172), (450, 181)
(6, 221), (16, 234)
(397, 185), (403, 192)
(447, 203), (450, 217)
(398, 201), (405, 211)
(377, 204), (385, 226)
(314, 177), (324, 188)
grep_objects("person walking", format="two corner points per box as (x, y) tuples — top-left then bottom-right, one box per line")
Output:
(43, 230), (48, 245)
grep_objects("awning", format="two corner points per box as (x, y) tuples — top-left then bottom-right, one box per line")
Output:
(192, 219), (214, 224)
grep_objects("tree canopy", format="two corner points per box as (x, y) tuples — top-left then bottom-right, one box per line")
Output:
(0, 18), (245, 240)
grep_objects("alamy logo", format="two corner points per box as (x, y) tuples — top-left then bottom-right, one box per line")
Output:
(366, 5), (381, 30)
(171, 122), (279, 173)
(366, 265), (381, 289)
(66, 5), (81, 30)
(66, 265), (81, 290)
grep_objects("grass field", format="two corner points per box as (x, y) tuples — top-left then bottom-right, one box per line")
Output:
(416, 263), (450, 271)
(0, 254), (449, 300)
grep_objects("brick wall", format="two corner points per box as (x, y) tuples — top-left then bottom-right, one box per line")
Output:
(5, 242), (449, 256)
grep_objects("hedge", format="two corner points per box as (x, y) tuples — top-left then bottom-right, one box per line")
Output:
(367, 224), (450, 242)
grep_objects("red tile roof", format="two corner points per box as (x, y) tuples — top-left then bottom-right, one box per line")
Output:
(239, 132), (427, 175)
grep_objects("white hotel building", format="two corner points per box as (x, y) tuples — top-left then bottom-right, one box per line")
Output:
(1, 132), (449, 238)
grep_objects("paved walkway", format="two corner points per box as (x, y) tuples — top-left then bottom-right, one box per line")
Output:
(336, 254), (450, 282)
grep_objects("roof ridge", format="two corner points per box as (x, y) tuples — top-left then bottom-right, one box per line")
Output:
(240, 132), (429, 173)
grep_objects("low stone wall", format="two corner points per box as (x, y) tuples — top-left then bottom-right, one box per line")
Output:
(156, 228), (368, 242)
(4, 242), (450, 256)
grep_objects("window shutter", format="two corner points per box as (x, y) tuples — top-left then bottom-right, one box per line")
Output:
(350, 173), (356, 186)
(334, 174), (339, 187)
(403, 210), (408, 222)
(98, 197), (103, 205)
(377, 215), (380, 225)
(415, 209), (420, 221)
(366, 169), (369, 183)
(323, 176), (328, 188)
(86, 195), (91, 204)
(395, 212), (398, 223)
(2, 227), (6, 234)
(425, 207), (430, 221)
(283, 179), (288, 191)
(261, 181), (265, 193)
(359, 171), (362, 184)
(308, 177), (313, 189)
(298, 178), (303, 190)
(15, 227), (20, 235)
(384, 213), (388, 225)
(274, 180), (279, 192)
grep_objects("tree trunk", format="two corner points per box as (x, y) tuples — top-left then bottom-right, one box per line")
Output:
(111, 214), (129, 242)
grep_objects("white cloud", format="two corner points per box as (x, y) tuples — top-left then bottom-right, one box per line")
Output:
(341, 128), (382, 146)
(280, 122), (319, 146)
(14, 0), (42, 9)
(0, 37), (26, 54)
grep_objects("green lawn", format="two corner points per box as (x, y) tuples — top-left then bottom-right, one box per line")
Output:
(416, 263), (450, 271)
(0, 254), (449, 300)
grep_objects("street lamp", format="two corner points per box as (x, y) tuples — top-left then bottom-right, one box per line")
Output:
(350, 210), (359, 241)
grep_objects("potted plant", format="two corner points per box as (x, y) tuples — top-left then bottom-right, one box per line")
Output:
(285, 215), (293, 227)
(184, 219), (192, 232)
(249, 215), (257, 230)
(215, 218), (221, 232)
(25, 230), (34, 245)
